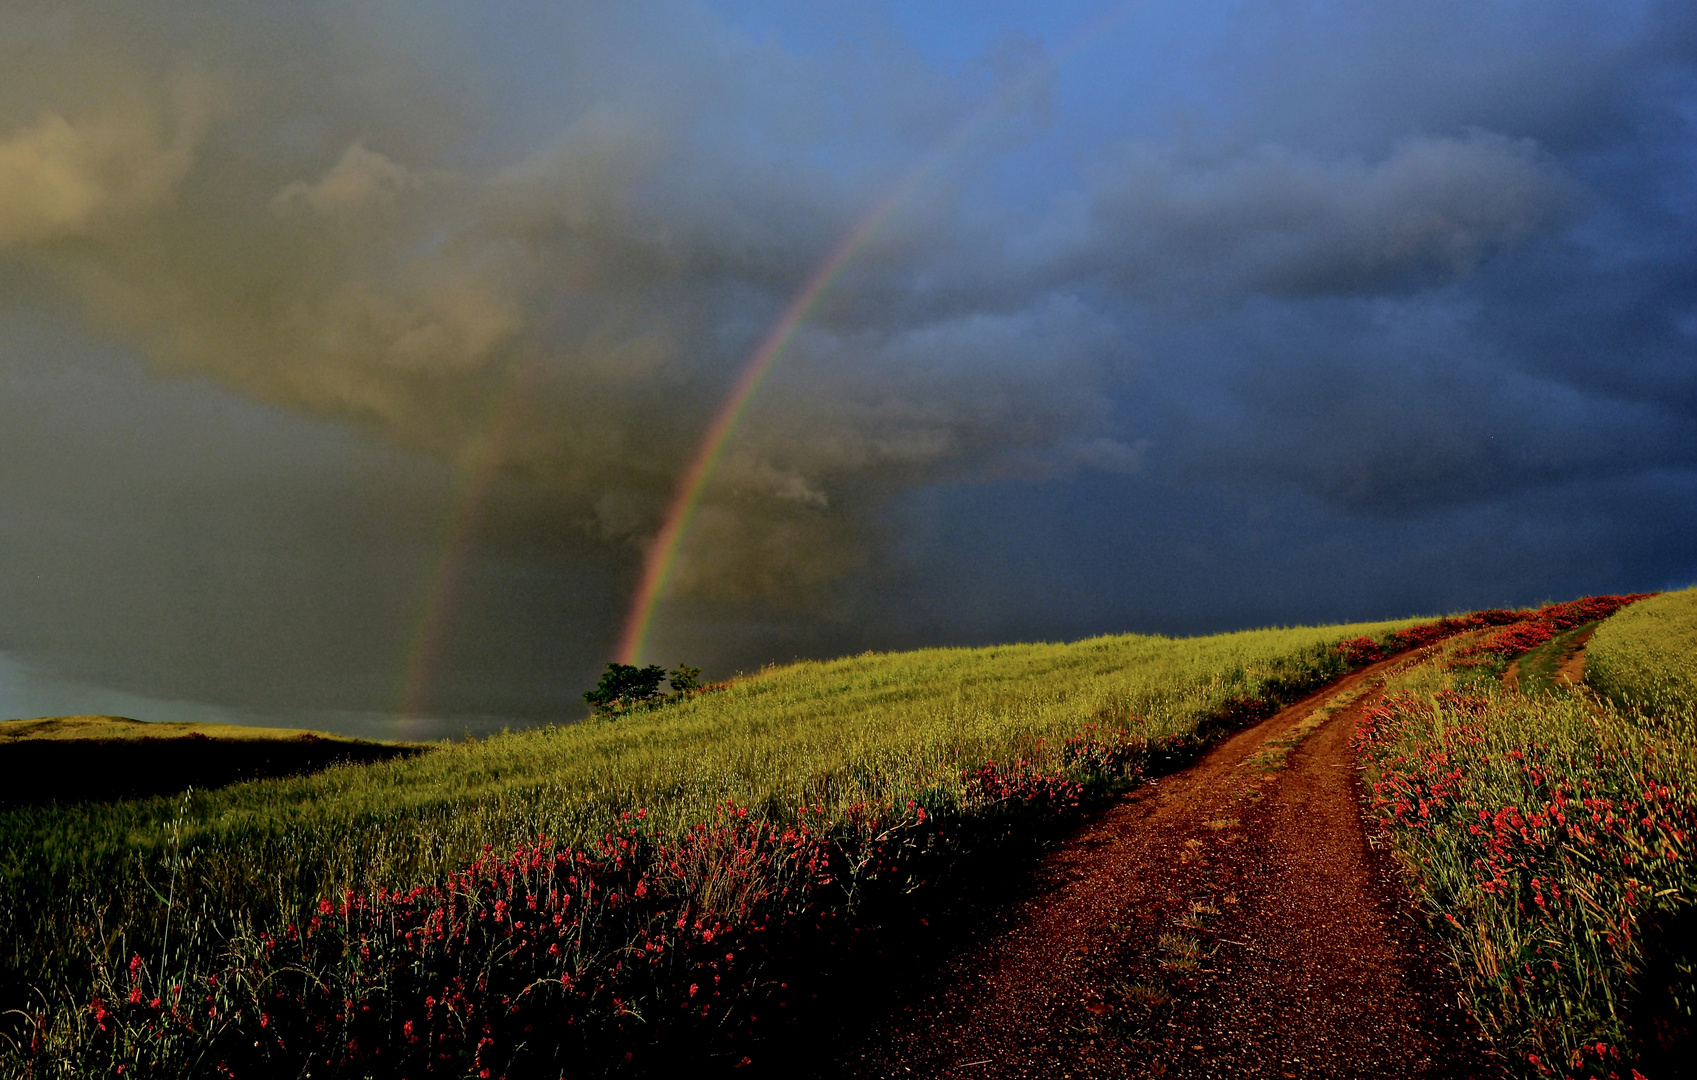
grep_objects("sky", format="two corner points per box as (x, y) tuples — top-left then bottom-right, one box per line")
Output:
(1, 0), (1693, 735)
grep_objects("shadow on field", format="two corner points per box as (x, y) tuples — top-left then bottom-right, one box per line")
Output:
(0, 735), (429, 808)
(705, 817), (1070, 1079)
(1631, 907), (1696, 1079)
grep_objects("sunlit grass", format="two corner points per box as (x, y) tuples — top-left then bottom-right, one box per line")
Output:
(0, 714), (377, 744)
(1586, 584), (1697, 718)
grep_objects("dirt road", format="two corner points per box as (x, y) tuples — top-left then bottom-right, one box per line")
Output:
(834, 659), (1506, 1079)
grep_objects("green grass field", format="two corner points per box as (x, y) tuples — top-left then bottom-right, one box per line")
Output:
(1585, 585), (1697, 719)
(0, 618), (1421, 1058)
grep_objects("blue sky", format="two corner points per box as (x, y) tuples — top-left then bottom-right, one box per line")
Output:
(0, 0), (1692, 730)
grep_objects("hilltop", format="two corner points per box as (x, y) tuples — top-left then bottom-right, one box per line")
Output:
(0, 714), (424, 808)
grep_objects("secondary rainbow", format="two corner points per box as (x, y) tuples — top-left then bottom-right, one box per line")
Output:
(397, 362), (537, 723)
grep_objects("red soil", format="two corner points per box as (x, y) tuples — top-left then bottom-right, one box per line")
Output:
(833, 657), (1506, 1079)
(1552, 625), (1596, 687)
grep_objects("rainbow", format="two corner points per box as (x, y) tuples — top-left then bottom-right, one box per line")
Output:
(616, 3), (1138, 665)
(396, 362), (537, 723)
(612, 187), (906, 665)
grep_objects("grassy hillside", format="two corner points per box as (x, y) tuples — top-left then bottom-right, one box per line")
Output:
(2, 617), (1425, 1074)
(5, 621), (1428, 891)
(1585, 585), (1697, 718)
(13, 600), (1678, 1078)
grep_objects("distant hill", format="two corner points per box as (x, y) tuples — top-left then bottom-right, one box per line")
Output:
(0, 714), (428, 807)
(2, 714), (344, 742)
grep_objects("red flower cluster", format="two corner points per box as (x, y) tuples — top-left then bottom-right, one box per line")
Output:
(964, 760), (1084, 812)
(43, 736), (1158, 1077)
(1380, 608), (1528, 653)
(1453, 595), (1655, 665)
(1335, 609), (1528, 665)
(1061, 724), (1148, 781)
(1335, 635), (1388, 665)
(1335, 595), (1653, 669)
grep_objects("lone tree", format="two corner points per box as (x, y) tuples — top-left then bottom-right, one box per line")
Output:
(583, 662), (704, 715)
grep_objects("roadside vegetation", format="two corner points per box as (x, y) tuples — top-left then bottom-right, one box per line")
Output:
(1355, 591), (1691, 1080)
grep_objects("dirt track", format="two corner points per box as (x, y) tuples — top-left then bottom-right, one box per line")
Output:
(834, 659), (1506, 1079)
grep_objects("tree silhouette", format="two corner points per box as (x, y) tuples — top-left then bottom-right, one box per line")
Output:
(583, 662), (705, 715)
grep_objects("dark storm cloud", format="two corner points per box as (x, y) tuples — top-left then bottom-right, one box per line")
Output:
(1036, 2), (1697, 526)
(1079, 132), (1573, 298)
(0, 0), (1126, 616)
(1114, 289), (1697, 517)
(0, 0), (1693, 718)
